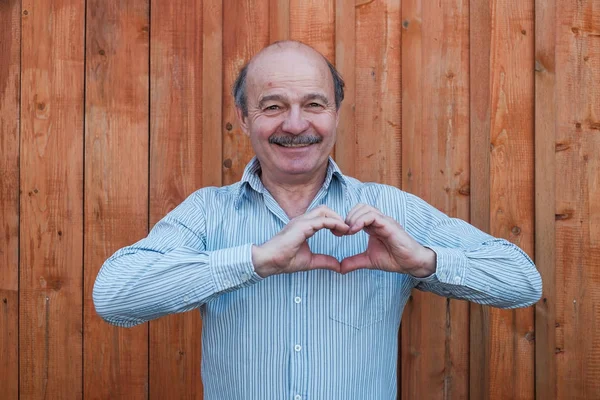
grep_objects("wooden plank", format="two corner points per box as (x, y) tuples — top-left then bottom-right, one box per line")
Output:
(0, 1), (20, 399)
(83, 1), (149, 398)
(19, 0), (85, 398)
(400, 0), (470, 398)
(486, 1), (536, 399)
(469, 0), (492, 398)
(290, 0), (334, 61)
(534, 0), (557, 398)
(555, 0), (600, 398)
(354, 0), (401, 186)
(270, 0), (290, 42)
(334, 0), (356, 175)
(222, 0), (270, 185)
(149, 0), (219, 397)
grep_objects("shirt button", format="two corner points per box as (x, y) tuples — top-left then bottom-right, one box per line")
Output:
(454, 276), (461, 284)
(294, 297), (302, 304)
(183, 296), (189, 302)
(295, 395), (302, 400)
(240, 273), (249, 281)
(223, 279), (231, 287)
(294, 344), (302, 352)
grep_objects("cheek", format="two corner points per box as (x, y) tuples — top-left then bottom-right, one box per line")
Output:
(251, 116), (281, 139)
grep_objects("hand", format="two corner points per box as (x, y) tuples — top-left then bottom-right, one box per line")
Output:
(252, 205), (350, 278)
(340, 204), (436, 277)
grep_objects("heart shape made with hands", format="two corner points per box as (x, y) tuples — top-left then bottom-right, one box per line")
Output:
(252, 204), (436, 278)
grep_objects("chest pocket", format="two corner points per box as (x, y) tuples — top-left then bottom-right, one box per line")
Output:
(329, 269), (386, 329)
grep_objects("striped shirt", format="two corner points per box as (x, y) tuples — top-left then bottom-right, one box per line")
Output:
(93, 157), (542, 400)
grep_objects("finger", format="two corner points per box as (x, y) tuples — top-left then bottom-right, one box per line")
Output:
(340, 253), (374, 274)
(308, 254), (341, 272)
(345, 203), (368, 225)
(348, 210), (388, 235)
(303, 205), (346, 224)
(300, 216), (350, 239)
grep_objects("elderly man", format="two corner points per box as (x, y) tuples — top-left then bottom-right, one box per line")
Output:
(93, 41), (542, 399)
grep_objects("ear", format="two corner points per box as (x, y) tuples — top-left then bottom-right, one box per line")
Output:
(235, 107), (250, 136)
(335, 109), (340, 128)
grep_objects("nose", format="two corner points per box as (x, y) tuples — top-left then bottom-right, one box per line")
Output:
(281, 105), (309, 135)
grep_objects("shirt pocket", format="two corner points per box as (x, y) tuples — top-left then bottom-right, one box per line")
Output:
(329, 269), (386, 329)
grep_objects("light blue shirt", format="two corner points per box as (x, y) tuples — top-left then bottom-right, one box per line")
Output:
(93, 157), (542, 400)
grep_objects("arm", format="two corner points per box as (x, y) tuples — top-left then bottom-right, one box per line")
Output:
(404, 192), (542, 308)
(92, 191), (261, 327)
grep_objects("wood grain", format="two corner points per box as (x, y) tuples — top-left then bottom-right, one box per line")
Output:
(84, 1), (149, 398)
(401, 1), (470, 398)
(354, 0), (401, 186)
(555, 0), (600, 398)
(222, 0), (270, 185)
(270, 0), (290, 42)
(534, 0), (557, 398)
(334, 0), (356, 174)
(486, 1), (536, 399)
(290, 0), (334, 61)
(149, 0), (212, 397)
(0, 1), (20, 398)
(19, 0), (85, 398)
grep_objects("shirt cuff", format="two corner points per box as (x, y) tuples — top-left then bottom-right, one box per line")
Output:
(412, 246), (468, 286)
(209, 243), (263, 292)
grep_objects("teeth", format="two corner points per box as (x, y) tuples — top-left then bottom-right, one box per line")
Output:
(279, 143), (311, 148)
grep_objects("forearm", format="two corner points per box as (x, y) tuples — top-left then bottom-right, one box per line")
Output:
(93, 243), (261, 327)
(413, 239), (542, 308)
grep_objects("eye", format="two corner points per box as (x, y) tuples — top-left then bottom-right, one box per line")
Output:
(264, 105), (280, 111)
(308, 102), (324, 108)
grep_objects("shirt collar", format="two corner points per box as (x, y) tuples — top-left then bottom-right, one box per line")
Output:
(234, 156), (350, 209)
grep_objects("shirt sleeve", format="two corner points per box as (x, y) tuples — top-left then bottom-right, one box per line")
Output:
(92, 190), (263, 327)
(401, 191), (542, 308)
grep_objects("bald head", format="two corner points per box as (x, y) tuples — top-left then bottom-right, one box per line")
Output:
(232, 41), (345, 116)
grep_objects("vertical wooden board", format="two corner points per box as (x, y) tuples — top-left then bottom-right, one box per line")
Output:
(534, 0), (557, 398)
(290, 0), (334, 61)
(469, 0), (492, 398)
(19, 0), (84, 398)
(84, 1), (149, 399)
(554, 0), (600, 398)
(400, 0), (470, 399)
(222, 0), (270, 185)
(486, 1), (536, 399)
(149, 0), (216, 397)
(0, 1), (20, 398)
(334, 0), (356, 175)
(354, 0), (401, 186)
(270, 0), (290, 42)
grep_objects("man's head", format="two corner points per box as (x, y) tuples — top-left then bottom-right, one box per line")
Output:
(233, 41), (345, 184)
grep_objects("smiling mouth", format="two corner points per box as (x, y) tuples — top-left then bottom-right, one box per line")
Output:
(275, 143), (313, 148)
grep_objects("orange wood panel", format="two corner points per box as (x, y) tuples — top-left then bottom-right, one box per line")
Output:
(487, 1), (536, 399)
(354, 0), (401, 185)
(270, 0), (290, 42)
(0, 1), (20, 398)
(534, 0), (557, 398)
(555, 0), (600, 398)
(401, 1), (470, 398)
(290, 0), (334, 61)
(222, 0), (270, 185)
(469, 0), (493, 397)
(334, 0), (356, 175)
(149, 0), (217, 397)
(83, 1), (149, 398)
(19, 0), (85, 397)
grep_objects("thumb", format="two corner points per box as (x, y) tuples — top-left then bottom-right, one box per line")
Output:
(308, 254), (341, 273)
(340, 252), (373, 274)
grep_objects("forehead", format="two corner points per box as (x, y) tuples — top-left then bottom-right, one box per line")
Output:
(246, 48), (334, 100)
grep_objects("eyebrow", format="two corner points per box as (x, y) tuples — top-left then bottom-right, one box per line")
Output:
(257, 93), (331, 109)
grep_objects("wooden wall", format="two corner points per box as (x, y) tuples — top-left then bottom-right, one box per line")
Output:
(0, 0), (598, 398)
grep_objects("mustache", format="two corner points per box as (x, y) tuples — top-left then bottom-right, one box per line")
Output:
(268, 135), (322, 145)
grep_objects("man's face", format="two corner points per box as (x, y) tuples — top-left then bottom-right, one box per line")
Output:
(237, 46), (339, 182)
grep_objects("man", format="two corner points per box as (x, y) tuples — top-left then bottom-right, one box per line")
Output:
(93, 41), (542, 399)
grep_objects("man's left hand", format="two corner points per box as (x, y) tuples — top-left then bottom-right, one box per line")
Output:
(340, 204), (437, 277)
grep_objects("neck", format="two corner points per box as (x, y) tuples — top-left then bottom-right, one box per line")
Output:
(260, 164), (329, 219)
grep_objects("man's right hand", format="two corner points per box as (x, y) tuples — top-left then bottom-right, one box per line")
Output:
(251, 205), (350, 278)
